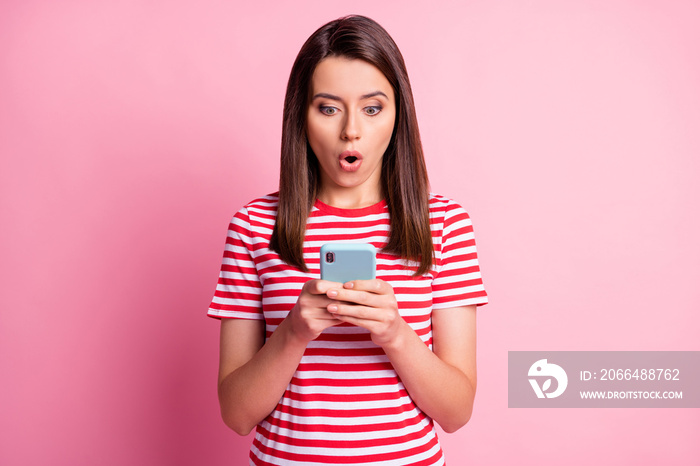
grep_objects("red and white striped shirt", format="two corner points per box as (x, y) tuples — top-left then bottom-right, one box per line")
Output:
(208, 193), (488, 465)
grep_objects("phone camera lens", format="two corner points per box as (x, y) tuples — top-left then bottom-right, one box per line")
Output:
(325, 252), (335, 263)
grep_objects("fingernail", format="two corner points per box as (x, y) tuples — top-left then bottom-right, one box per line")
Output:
(327, 290), (338, 298)
(344, 282), (354, 288)
(328, 305), (338, 313)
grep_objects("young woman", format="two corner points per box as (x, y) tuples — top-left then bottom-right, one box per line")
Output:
(208, 15), (488, 465)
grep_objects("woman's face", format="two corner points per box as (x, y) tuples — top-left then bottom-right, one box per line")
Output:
(306, 56), (396, 206)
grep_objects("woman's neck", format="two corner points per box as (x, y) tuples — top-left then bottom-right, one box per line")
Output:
(316, 186), (383, 210)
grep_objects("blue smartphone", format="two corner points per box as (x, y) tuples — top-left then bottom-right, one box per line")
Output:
(320, 243), (376, 283)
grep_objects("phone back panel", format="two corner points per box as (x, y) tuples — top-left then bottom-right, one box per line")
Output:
(320, 243), (376, 283)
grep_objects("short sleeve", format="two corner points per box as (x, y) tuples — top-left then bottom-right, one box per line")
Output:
(432, 200), (488, 309)
(207, 207), (264, 320)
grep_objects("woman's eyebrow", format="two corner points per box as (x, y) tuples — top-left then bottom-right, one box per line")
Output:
(311, 91), (388, 101)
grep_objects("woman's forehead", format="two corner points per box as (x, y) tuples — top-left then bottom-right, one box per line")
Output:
(310, 57), (393, 100)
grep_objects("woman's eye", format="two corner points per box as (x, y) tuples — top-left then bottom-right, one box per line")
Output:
(365, 106), (382, 116)
(320, 106), (337, 115)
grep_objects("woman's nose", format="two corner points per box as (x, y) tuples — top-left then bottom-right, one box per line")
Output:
(341, 112), (360, 140)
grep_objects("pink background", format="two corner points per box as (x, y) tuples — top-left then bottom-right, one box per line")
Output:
(1, 1), (698, 465)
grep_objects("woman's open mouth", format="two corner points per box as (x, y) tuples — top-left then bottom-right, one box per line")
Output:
(339, 150), (363, 172)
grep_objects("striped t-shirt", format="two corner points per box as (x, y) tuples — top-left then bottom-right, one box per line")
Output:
(208, 193), (488, 466)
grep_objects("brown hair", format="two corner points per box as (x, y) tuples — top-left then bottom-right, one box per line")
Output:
(270, 15), (433, 276)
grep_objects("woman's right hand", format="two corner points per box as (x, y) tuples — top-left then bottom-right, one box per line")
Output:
(218, 278), (343, 434)
(287, 279), (344, 343)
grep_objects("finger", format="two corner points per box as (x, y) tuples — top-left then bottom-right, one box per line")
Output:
(313, 307), (344, 319)
(305, 279), (343, 295)
(299, 306), (342, 323)
(327, 303), (381, 321)
(297, 292), (339, 310)
(328, 288), (383, 307)
(319, 314), (343, 321)
(343, 279), (391, 295)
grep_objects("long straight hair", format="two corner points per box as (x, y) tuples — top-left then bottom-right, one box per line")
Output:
(270, 15), (433, 276)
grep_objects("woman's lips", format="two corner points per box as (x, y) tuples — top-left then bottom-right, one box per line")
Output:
(339, 150), (363, 172)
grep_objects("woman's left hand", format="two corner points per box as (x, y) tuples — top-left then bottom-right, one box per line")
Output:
(325, 279), (406, 348)
(328, 279), (478, 432)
